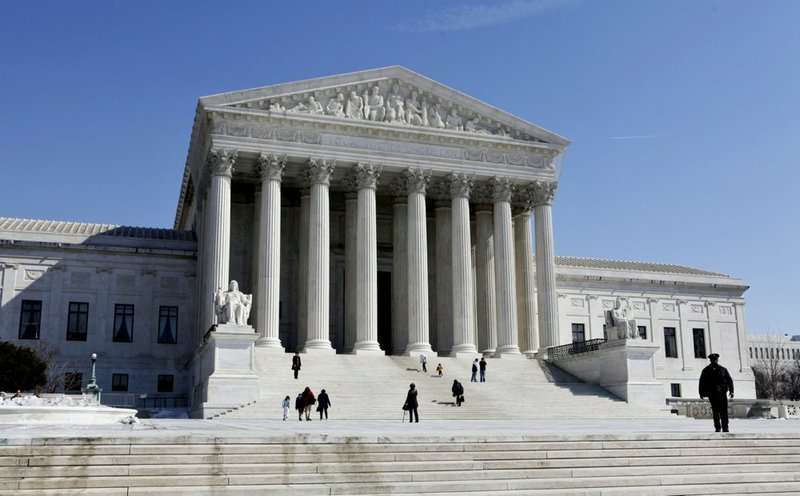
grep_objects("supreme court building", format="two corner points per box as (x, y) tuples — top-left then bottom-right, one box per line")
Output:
(0, 67), (756, 408)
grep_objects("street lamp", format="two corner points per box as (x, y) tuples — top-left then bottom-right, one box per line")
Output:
(82, 352), (102, 404)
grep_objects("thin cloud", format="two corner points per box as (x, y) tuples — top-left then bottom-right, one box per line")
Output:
(609, 134), (671, 140)
(395, 0), (579, 33)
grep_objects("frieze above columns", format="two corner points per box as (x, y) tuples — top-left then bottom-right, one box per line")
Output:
(304, 158), (336, 186)
(207, 149), (237, 178)
(257, 153), (286, 182)
(529, 180), (558, 206)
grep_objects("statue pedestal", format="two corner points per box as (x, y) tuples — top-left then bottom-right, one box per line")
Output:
(190, 324), (260, 419)
(549, 339), (665, 410)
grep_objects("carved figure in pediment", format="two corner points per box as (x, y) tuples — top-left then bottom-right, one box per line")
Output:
(214, 280), (252, 326)
(385, 85), (405, 124)
(269, 101), (285, 112)
(365, 86), (386, 121)
(290, 96), (323, 114)
(405, 90), (426, 126)
(325, 93), (345, 117)
(345, 91), (364, 119)
(429, 103), (445, 129)
(465, 118), (489, 134)
(445, 108), (463, 131)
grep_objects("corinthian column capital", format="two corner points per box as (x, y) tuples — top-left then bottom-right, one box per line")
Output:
(350, 162), (382, 190)
(257, 153), (286, 182)
(490, 176), (515, 203)
(207, 149), (237, 177)
(305, 158), (336, 186)
(404, 168), (431, 195)
(530, 180), (558, 206)
(447, 172), (474, 199)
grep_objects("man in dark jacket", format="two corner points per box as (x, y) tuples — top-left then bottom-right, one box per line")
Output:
(699, 353), (734, 432)
(317, 389), (331, 420)
(291, 352), (301, 379)
(404, 383), (419, 423)
(452, 380), (464, 407)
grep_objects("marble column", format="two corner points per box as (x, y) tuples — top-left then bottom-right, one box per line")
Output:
(475, 204), (497, 355)
(255, 153), (285, 348)
(404, 168), (434, 356)
(448, 172), (478, 357)
(513, 202), (538, 356)
(343, 192), (358, 352)
(205, 149), (236, 329)
(491, 177), (521, 357)
(302, 158), (336, 354)
(434, 199), (453, 355)
(296, 188), (310, 351)
(352, 163), (384, 355)
(531, 180), (560, 354)
(391, 190), (408, 355)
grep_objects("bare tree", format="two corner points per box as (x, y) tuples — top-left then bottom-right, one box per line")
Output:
(30, 341), (81, 393)
(784, 355), (800, 401)
(751, 333), (791, 400)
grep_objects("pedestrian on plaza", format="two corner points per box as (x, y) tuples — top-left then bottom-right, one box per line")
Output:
(295, 393), (304, 421)
(317, 389), (331, 420)
(699, 353), (734, 433)
(420, 353), (428, 373)
(282, 395), (291, 421)
(452, 379), (464, 407)
(436, 363), (443, 377)
(302, 386), (316, 421)
(479, 357), (487, 382)
(291, 352), (302, 379)
(404, 383), (419, 423)
(471, 358), (478, 382)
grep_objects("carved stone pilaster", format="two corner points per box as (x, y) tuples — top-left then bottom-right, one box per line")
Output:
(305, 158), (336, 186)
(447, 172), (473, 199)
(490, 176), (515, 203)
(207, 149), (237, 177)
(350, 163), (382, 190)
(530, 180), (558, 206)
(404, 168), (431, 195)
(257, 153), (286, 182)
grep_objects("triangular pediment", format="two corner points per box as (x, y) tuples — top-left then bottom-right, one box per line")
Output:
(199, 66), (569, 147)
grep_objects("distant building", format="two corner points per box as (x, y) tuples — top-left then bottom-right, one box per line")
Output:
(0, 67), (756, 410)
(748, 334), (800, 364)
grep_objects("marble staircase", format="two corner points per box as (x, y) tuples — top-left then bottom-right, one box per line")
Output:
(213, 351), (666, 421)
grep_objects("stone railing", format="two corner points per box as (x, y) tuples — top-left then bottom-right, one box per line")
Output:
(667, 398), (799, 419)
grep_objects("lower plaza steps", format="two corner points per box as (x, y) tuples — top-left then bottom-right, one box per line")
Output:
(215, 351), (667, 421)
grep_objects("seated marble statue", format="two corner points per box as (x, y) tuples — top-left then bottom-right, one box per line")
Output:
(214, 280), (252, 326)
(605, 298), (638, 340)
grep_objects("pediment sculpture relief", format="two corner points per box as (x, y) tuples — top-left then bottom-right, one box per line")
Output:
(263, 80), (541, 142)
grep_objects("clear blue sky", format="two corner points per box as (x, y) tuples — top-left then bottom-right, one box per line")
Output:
(1, 1), (797, 335)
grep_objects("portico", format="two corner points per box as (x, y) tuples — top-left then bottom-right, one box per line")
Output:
(178, 67), (569, 358)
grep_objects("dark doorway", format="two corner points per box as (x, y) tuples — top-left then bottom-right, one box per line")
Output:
(377, 271), (392, 354)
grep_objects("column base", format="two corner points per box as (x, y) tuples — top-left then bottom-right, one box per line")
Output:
(403, 342), (435, 357)
(522, 349), (538, 358)
(351, 341), (385, 355)
(449, 344), (479, 358)
(302, 340), (336, 354)
(255, 337), (284, 350)
(494, 345), (523, 358)
(481, 348), (496, 356)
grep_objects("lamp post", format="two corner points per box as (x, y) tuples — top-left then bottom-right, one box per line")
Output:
(82, 352), (102, 404)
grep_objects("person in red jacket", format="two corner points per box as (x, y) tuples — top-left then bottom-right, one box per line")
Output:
(301, 386), (316, 421)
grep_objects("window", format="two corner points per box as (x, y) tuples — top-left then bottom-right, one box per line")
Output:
(19, 300), (42, 340)
(637, 326), (647, 340)
(749, 347), (753, 359)
(664, 327), (678, 358)
(670, 383), (682, 398)
(113, 304), (134, 342)
(693, 328), (706, 359)
(157, 374), (174, 393)
(602, 324), (608, 341)
(571, 323), (585, 343)
(66, 302), (89, 341)
(158, 306), (178, 344)
(64, 372), (82, 392)
(112, 374), (129, 392)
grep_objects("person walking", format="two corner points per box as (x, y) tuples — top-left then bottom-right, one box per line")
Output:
(699, 353), (734, 432)
(404, 383), (419, 423)
(470, 359), (478, 382)
(282, 395), (291, 421)
(294, 393), (304, 421)
(420, 353), (428, 373)
(452, 379), (464, 407)
(479, 357), (487, 382)
(291, 352), (302, 379)
(317, 389), (331, 420)
(302, 386), (316, 421)
(436, 363), (443, 377)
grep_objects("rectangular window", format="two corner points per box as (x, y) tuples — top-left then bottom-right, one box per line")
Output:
(113, 304), (134, 342)
(571, 323), (585, 343)
(157, 374), (174, 393)
(19, 300), (42, 340)
(670, 383), (682, 398)
(602, 324), (608, 341)
(64, 372), (83, 392)
(158, 306), (178, 344)
(66, 302), (89, 341)
(693, 328), (706, 359)
(664, 327), (678, 358)
(637, 326), (647, 340)
(111, 374), (129, 392)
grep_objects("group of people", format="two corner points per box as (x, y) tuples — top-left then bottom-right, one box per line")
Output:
(283, 387), (331, 421)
